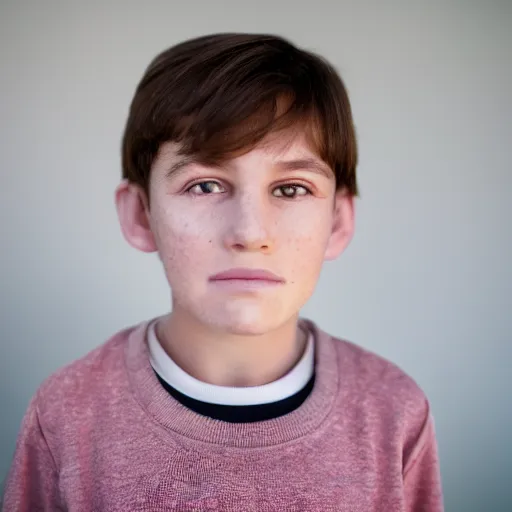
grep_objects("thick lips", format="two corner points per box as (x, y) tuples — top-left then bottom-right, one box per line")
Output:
(209, 268), (284, 283)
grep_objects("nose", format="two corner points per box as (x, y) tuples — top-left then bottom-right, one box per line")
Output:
(223, 192), (274, 254)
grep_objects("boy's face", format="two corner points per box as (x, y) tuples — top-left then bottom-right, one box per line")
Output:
(116, 131), (354, 335)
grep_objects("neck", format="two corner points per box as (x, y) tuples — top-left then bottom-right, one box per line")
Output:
(156, 307), (307, 387)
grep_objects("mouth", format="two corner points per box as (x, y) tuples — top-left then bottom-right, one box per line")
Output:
(209, 268), (285, 284)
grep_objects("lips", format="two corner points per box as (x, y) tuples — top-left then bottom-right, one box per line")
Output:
(209, 268), (284, 283)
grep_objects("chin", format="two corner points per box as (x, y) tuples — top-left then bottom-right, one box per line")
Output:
(215, 315), (274, 336)
(222, 321), (271, 336)
(208, 304), (285, 336)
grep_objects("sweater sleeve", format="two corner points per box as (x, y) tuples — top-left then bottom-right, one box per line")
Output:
(2, 393), (62, 512)
(403, 406), (444, 512)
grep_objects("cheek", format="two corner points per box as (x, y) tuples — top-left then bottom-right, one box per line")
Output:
(150, 203), (214, 275)
(278, 210), (332, 281)
(280, 209), (332, 253)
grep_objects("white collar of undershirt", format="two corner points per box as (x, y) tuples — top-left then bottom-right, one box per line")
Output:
(148, 320), (315, 406)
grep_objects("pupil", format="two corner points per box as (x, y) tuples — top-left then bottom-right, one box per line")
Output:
(201, 182), (215, 193)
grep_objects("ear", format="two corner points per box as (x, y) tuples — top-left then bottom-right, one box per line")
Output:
(324, 189), (355, 261)
(115, 180), (157, 253)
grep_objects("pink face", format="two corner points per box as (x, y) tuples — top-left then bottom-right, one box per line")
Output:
(117, 132), (354, 335)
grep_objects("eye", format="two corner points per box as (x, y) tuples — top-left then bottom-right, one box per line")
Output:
(187, 181), (225, 195)
(273, 184), (311, 198)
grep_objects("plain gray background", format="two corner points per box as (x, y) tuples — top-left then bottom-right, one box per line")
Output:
(1, 1), (511, 510)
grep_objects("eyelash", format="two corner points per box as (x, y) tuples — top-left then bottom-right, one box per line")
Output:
(185, 181), (313, 198)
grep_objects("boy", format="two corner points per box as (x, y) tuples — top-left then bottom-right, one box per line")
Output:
(3, 33), (443, 511)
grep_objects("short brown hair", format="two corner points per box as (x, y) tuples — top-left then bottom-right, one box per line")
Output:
(121, 33), (358, 197)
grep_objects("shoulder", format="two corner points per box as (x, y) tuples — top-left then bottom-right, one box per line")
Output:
(33, 322), (143, 431)
(332, 332), (427, 410)
(315, 324), (433, 458)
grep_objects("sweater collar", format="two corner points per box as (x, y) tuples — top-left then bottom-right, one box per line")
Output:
(147, 318), (315, 406)
(125, 318), (339, 449)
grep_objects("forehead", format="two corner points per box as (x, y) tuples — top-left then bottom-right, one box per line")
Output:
(155, 129), (331, 177)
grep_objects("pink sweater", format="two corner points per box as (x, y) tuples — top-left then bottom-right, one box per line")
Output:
(3, 319), (443, 511)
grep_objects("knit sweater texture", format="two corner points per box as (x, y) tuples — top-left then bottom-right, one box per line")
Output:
(2, 319), (443, 511)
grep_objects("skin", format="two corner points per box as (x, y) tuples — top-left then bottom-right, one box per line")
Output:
(115, 130), (354, 387)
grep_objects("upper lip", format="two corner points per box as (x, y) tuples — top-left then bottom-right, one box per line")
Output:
(209, 268), (285, 282)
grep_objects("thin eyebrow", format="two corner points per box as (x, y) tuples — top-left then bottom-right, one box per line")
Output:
(165, 156), (199, 178)
(165, 156), (332, 179)
(274, 158), (333, 179)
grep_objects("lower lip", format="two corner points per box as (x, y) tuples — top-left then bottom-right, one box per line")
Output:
(209, 278), (284, 290)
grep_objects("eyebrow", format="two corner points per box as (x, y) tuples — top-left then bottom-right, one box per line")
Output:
(165, 156), (199, 178)
(273, 158), (333, 179)
(165, 156), (333, 179)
